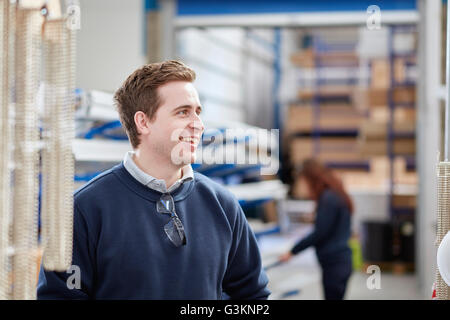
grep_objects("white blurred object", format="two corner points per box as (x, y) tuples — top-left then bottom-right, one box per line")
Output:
(75, 89), (119, 121)
(357, 27), (388, 59)
(437, 231), (450, 286)
(225, 180), (288, 202)
(72, 138), (131, 162)
(393, 32), (415, 54)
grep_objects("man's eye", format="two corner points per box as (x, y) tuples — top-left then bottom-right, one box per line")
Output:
(177, 110), (188, 115)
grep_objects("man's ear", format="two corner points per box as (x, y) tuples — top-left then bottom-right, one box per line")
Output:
(134, 111), (151, 135)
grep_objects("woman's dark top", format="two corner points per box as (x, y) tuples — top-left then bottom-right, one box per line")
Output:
(291, 189), (352, 264)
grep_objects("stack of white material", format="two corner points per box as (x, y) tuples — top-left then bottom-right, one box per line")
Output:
(0, 0), (78, 300)
(0, 0), (13, 301)
(40, 8), (77, 273)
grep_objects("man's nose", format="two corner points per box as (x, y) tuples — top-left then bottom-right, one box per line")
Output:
(190, 115), (204, 133)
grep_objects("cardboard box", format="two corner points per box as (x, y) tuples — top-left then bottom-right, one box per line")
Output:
(290, 49), (315, 68)
(316, 152), (364, 163)
(359, 121), (415, 140)
(319, 105), (364, 129)
(371, 59), (390, 89)
(392, 194), (416, 208)
(285, 105), (313, 133)
(315, 51), (359, 67)
(290, 50), (358, 68)
(393, 87), (416, 104)
(367, 88), (388, 107)
(290, 137), (362, 164)
(394, 58), (406, 84)
(297, 85), (355, 101)
(335, 156), (416, 192)
(370, 107), (416, 123)
(358, 138), (416, 156)
(395, 108), (416, 123)
(285, 104), (364, 134)
(393, 157), (418, 185)
(359, 108), (416, 141)
(298, 89), (315, 100)
(354, 87), (415, 108)
(289, 154), (417, 194)
(302, 155), (417, 192)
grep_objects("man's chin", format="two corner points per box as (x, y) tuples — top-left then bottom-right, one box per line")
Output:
(170, 153), (196, 166)
(170, 142), (200, 166)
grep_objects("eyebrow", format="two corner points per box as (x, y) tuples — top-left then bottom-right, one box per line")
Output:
(173, 104), (202, 113)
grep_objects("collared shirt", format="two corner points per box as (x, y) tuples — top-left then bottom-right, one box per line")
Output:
(123, 151), (194, 193)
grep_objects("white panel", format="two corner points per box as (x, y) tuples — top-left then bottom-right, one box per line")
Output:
(417, 0), (441, 299)
(201, 100), (244, 123)
(77, 0), (146, 92)
(177, 28), (246, 123)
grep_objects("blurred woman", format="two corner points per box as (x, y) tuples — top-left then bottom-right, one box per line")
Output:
(279, 158), (353, 300)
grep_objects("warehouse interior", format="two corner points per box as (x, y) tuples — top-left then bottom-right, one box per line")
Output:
(1, 0), (450, 300)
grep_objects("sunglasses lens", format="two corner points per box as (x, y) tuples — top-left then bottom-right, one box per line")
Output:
(157, 193), (175, 213)
(157, 194), (186, 247)
(164, 218), (186, 247)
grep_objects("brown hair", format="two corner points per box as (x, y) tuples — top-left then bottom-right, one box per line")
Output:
(114, 60), (196, 148)
(299, 158), (354, 214)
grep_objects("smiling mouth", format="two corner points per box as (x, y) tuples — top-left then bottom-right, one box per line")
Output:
(179, 136), (200, 145)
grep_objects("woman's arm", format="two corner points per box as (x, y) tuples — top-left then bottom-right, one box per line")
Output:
(290, 191), (339, 255)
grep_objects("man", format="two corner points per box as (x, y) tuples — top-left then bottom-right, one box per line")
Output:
(37, 60), (270, 299)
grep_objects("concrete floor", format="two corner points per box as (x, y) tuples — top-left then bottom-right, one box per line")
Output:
(257, 228), (425, 300)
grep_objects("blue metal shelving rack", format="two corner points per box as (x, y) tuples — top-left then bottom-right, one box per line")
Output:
(307, 33), (370, 172)
(386, 24), (417, 260)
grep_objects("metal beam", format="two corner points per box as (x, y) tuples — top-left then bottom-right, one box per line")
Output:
(416, 0), (442, 299)
(176, 10), (419, 28)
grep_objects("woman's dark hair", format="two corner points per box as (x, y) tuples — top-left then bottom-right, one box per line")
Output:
(299, 158), (354, 214)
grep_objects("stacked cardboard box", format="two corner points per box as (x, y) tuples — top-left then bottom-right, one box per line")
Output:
(290, 137), (363, 164)
(392, 194), (416, 208)
(290, 49), (358, 68)
(393, 86), (416, 104)
(335, 156), (416, 192)
(290, 48), (315, 68)
(290, 155), (416, 198)
(358, 106), (416, 157)
(288, 48), (367, 198)
(285, 104), (364, 134)
(371, 59), (390, 88)
(297, 85), (356, 101)
(287, 49), (416, 198)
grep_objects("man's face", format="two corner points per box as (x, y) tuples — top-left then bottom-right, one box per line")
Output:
(143, 81), (204, 166)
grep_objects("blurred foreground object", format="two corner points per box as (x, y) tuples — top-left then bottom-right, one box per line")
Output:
(0, 0), (78, 300)
(435, 1), (450, 300)
(437, 231), (450, 286)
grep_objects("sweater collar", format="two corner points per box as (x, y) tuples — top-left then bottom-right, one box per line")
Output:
(112, 162), (194, 203)
(123, 151), (194, 193)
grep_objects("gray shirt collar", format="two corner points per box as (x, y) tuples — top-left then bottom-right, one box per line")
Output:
(123, 151), (194, 193)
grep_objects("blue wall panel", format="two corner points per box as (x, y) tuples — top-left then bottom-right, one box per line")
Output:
(177, 0), (417, 16)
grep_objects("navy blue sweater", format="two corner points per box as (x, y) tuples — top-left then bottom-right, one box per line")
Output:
(37, 163), (270, 299)
(290, 189), (352, 264)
